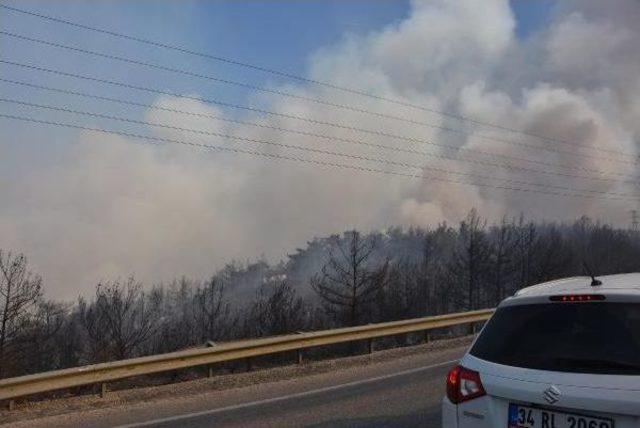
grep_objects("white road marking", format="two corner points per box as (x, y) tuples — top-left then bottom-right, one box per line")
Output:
(117, 358), (458, 427)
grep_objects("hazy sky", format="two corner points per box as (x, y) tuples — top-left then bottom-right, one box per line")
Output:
(1, 0), (639, 299)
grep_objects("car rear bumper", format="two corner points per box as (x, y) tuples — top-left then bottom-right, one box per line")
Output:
(442, 396), (457, 428)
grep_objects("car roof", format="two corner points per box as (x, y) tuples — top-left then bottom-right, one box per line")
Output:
(513, 273), (640, 298)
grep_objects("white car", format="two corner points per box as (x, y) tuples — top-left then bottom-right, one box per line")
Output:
(442, 273), (640, 428)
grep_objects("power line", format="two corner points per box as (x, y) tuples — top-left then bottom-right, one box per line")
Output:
(0, 2), (627, 154)
(3, 98), (639, 200)
(3, 60), (637, 181)
(4, 77), (639, 186)
(2, 29), (638, 164)
(2, 112), (639, 202)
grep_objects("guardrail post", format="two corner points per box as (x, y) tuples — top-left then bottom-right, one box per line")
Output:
(367, 338), (374, 354)
(423, 330), (430, 343)
(99, 382), (107, 398)
(207, 365), (214, 378)
(8, 399), (15, 411)
(296, 349), (304, 364)
(467, 323), (475, 335)
(246, 357), (253, 372)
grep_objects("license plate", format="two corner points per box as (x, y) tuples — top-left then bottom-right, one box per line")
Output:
(508, 403), (614, 428)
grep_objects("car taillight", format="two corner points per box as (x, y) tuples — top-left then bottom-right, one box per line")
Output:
(446, 364), (486, 404)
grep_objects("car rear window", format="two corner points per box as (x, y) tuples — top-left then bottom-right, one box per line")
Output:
(470, 302), (640, 375)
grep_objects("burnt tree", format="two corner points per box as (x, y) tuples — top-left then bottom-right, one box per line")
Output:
(312, 231), (388, 326)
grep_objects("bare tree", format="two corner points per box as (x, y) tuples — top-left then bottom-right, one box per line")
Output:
(448, 210), (492, 311)
(516, 215), (538, 290)
(165, 277), (196, 350)
(489, 217), (519, 304)
(54, 304), (84, 369)
(246, 281), (309, 337)
(78, 296), (110, 363)
(419, 223), (457, 315)
(0, 251), (42, 377)
(378, 259), (417, 322)
(143, 282), (191, 354)
(95, 277), (156, 360)
(194, 277), (231, 342)
(312, 231), (389, 326)
(416, 226), (456, 316)
(531, 225), (573, 283)
(17, 301), (67, 374)
(417, 237), (435, 316)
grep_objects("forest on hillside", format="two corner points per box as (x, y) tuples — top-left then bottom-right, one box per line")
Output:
(2, 210), (640, 379)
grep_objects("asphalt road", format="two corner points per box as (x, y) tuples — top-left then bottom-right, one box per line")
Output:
(9, 343), (468, 428)
(122, 360), (454, 428)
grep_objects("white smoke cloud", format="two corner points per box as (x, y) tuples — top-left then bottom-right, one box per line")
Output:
(2, 0), (640, 298)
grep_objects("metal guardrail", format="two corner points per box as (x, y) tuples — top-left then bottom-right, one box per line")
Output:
(0, 308), (493, 403)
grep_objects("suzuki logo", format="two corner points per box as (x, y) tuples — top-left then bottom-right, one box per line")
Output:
(543, 385), (561, 404)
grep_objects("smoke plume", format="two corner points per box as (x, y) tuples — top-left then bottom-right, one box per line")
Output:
(2, 0), (639, 298)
